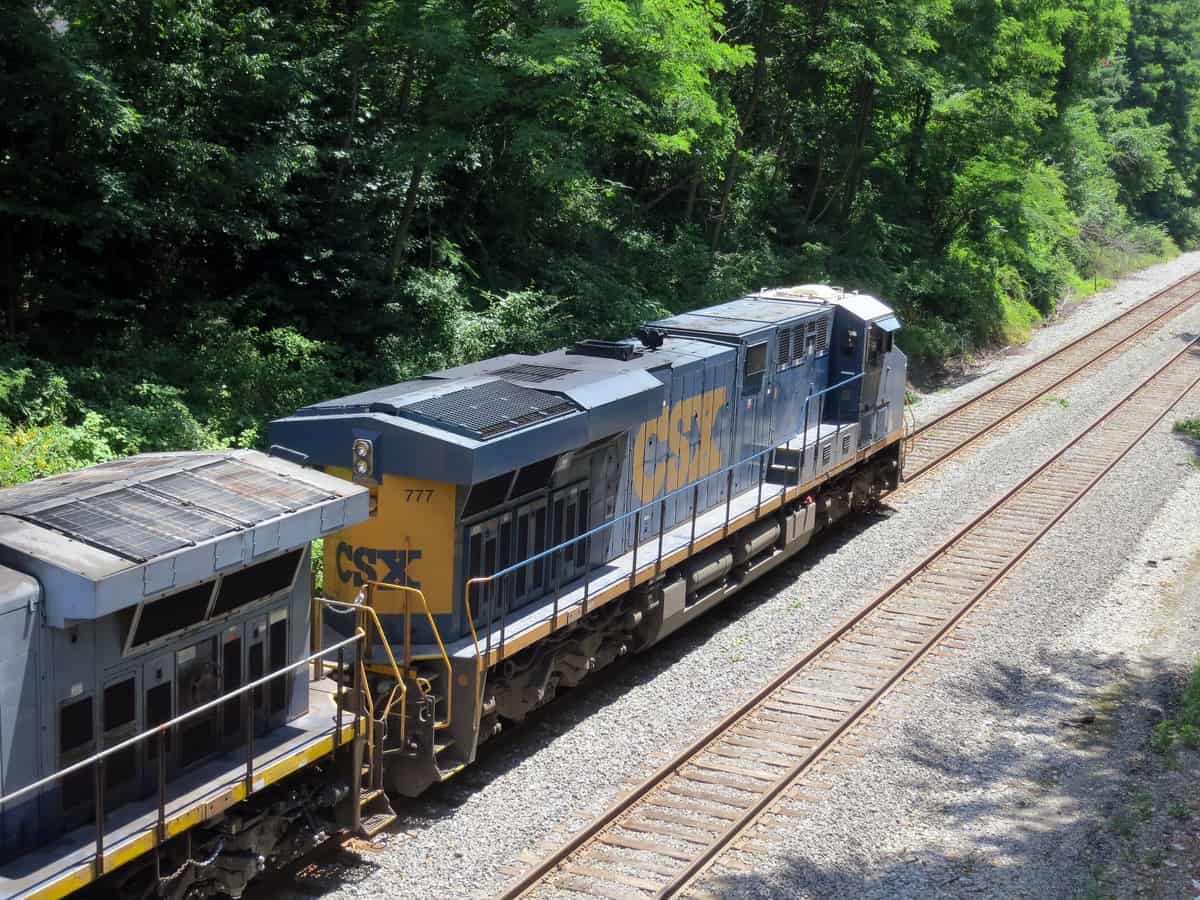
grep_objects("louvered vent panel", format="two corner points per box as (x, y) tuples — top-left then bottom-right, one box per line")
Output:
(401, 381), (578, 440)
(814, 319), (829, 354)
(776, 328), (793, 369)
(489, 363), (577, 383)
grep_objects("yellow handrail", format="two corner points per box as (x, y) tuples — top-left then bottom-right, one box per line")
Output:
(320, 596), (407, 746)
(364, 582), (455, 731)
(463, 577), (485, 670)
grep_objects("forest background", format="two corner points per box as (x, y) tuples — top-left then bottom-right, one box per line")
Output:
(2, 0), (1199, 485)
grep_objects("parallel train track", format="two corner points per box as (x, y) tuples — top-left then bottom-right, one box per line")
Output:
(498, 337), (1200, 900)
(903, 269), (1200, 481)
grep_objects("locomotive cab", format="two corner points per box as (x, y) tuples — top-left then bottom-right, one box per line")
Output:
(270, 284), (908, 799)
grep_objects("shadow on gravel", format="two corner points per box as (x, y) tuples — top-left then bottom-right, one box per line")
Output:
(243, 507), (902, 898)
(701, 650), (1196, 900)
(385, 506), (900, 825)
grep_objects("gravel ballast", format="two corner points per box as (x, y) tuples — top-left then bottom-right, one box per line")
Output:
(259, 252), (1200, 900)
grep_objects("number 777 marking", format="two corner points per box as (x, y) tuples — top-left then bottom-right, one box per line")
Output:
(404, 489), (435, 503)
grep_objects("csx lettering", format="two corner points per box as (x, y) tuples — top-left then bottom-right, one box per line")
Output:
(336, 542), (422, 588)
(633, 386), (727, 502)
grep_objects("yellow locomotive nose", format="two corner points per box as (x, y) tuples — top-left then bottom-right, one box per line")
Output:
(272, 283), (905, 799)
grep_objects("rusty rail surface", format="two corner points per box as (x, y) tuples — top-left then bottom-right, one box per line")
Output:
(498, 336), (1200, 900)
(903, 269), (1200, 482)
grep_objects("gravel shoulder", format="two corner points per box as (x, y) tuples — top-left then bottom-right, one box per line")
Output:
(908, 250), (1200, 426)
(260, 255), (1200, 900)
(701, 402), (1200, 900)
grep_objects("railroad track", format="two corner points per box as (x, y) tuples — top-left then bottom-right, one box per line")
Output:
(903, 269), (1200, 481)
(498, 336), (1200, 900)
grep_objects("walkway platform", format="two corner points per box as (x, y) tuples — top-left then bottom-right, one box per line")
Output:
(409, 422), (896, 669)
(0, 680), (356, 900)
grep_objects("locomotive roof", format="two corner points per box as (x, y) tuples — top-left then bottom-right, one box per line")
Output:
(271, 334), (743, 484)
(269, 287), (901, 484)
(0, 450), (368, 626)
(652, 297), (824, 337)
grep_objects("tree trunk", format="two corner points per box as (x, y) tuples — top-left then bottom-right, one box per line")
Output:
(389, 162), (425, 277)
(711, 38), (769, 251)
(904, 89), (931, 183)
(2, 220), (14, 340)
(335, 67), (362, 201)
(710, 145), (741, 252)
(642, 177), (690, 212)
(334, 2), (367, 200)
(684, 171), (700, 225)
(840, 79), (876, 218)
(804, 144), (825, 222)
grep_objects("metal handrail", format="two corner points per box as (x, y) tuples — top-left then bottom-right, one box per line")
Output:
(366, 582), (454, 730)
(322, 595), (408, 746)
(462, 370), (867, 658)
(470, 370), (865, 589)
(0, 630), (364, 810)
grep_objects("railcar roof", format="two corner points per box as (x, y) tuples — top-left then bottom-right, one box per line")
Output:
(0, 564), (38, 617)
(0, 450), (368, 625)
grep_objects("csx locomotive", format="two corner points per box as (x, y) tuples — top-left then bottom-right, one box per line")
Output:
(0, 285), (905, 898)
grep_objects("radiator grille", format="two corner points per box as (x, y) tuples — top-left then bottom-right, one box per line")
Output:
(188, 460), (332, 512)
(144, 471), (285, 525)
(488, 363), (576, 383)
(29, 500), (190, 563)
(400, 380), (578, 439)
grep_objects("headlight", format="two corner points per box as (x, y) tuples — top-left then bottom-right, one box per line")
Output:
(351, 438), (374, 479)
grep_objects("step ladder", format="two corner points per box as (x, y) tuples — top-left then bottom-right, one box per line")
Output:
(358, 681), (398, 839)
(417, 668), (467, 782)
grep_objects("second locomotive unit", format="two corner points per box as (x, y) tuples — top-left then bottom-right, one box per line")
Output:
(269, 284), (906, 797)
(0, 283), (905, 900)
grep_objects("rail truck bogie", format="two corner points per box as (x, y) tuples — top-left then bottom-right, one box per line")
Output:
(0, 284), (906, 897)
(271, 284), (907, 798)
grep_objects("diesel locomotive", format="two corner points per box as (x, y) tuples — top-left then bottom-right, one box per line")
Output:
(0, 284), (906, 898)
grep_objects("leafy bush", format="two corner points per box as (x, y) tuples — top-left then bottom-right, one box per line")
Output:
(1175, 418), (1200, 440)
(0, 415), (117, 487)
(0, 321), (359, 484)
(1151, 661), (1200, 753)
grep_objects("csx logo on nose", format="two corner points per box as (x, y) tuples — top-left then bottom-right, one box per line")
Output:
(336, 542), (422, 588)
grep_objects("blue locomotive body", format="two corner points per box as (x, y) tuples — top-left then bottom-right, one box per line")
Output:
(0, 284), (908, 898)
(271, 285), (908, 795)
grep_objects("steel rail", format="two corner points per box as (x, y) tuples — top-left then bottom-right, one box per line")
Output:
(903, 269), (1200, 482)
(498, 336), (1200, 900)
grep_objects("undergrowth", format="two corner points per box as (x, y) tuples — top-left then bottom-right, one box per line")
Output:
(1151, 661), (1200, 752)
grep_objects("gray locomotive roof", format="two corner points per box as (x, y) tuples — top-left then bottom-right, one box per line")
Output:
(270, 337), (735, 484)
(755, 285), (901, 329)
(653, 297), (825, 337)
(0, 450), (368, 626)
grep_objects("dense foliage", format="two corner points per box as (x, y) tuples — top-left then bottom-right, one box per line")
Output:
(2, 0), (1198, 483)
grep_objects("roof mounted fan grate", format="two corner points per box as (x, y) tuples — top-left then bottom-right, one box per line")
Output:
(488, 363), (577, 383)
(400, 380), (578, 439)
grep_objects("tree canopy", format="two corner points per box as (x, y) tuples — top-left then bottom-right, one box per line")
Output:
(1, 0), (1197, 481)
